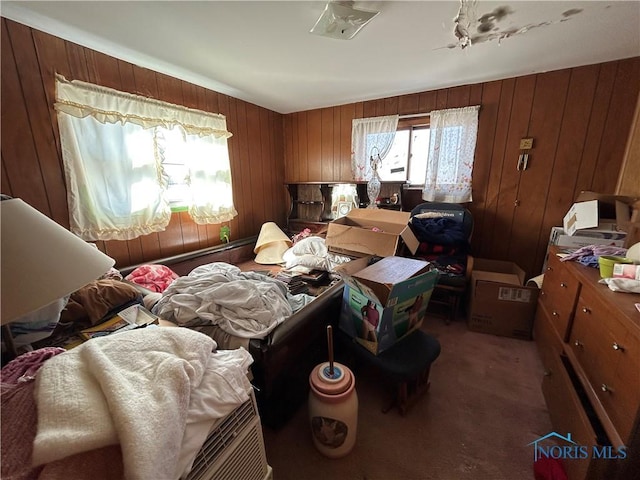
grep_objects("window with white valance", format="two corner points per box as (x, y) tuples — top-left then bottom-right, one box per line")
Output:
(422, 106), (479, 203)
(55, 74), (237, 241)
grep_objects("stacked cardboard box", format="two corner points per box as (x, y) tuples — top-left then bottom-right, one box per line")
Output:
(467, 259), (539, 340)
(336, 255), (438, 355)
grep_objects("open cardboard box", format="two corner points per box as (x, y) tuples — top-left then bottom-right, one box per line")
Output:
(325, 208), (420, 258)
(563, 191), (638, 237)
(336, 256), (438, 355)
(467, 258), (539, 340)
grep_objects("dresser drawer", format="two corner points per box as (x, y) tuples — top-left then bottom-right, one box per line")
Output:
(534, 302), (563, 372)
(542, 353), (598, 480)
(540, 253), (580, 340)
(569, 292), (640, 443)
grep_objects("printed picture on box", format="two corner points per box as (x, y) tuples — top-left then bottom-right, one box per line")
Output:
(393, 291), (432, 336)
(403, 293), (425, 330)
(360, 300), (380, 342)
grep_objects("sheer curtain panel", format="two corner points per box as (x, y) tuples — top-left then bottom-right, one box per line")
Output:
(55, 75), (236, 241)
(351, 115), (399, 181)
(422, 106), (479, 203)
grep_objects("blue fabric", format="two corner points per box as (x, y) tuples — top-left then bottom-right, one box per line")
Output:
(409, 217), (467, 246)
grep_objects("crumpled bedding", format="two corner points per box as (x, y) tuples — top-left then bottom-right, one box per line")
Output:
(60, 279), (142, 328)
(30, 328), (253, 480)
(152, 262), (314, 339)
(282, 236), (352, 272)
(125, 264), (179, 293)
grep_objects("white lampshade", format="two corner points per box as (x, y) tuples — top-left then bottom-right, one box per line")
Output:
(253, 222), (292, 265)
(1, 198), (115, 325)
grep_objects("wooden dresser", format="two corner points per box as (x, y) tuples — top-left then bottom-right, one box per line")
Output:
(534, 246), (640, 480)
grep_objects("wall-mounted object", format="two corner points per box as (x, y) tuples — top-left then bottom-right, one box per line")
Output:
(517, 137), (534, 171)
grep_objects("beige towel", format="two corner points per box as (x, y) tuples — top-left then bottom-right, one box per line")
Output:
(33, 327), (215, 480)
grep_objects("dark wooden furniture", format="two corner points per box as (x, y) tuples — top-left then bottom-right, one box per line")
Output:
(285, 181), (406, 235)
(534, 246), (640, 480)
(120, 237), (345, 429)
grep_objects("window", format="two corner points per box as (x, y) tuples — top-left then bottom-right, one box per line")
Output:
(376, 106), (480, 203)
(378, 119), (431, 186)
(55, 75), (237, 241)
(422, 106), (479, 203)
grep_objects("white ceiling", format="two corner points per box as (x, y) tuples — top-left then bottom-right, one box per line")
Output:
(2, 1), (639, 114)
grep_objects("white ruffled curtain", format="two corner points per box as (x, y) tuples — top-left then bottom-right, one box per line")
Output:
(422, 106), (479, 203)
(55, 74), (236, 241)
(351, 115), (399, 181)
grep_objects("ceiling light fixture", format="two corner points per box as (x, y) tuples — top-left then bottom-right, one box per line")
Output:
(310, 1), (380, 40)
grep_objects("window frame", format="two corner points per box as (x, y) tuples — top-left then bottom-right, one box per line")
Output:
(379, 116), (431, 188)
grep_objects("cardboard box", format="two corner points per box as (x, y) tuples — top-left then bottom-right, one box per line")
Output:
(325, 208), (419, 258)
(337, 256), (438, 355)
(468, 259), (539, 340)
(563, 192), (637, 236)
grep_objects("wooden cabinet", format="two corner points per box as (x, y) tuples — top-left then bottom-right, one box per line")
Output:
(534, 246), (640, 480)
(285, 181), (405, 234)
(539, 252), (581, 341)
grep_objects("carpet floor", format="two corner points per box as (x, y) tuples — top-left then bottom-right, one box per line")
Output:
(262, 315), (553, 480)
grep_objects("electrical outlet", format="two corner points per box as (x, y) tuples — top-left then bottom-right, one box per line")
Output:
(220, 226), (230, 243)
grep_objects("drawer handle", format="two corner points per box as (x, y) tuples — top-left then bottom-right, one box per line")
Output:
(582, 307), (591, 314)
(560, 282), (567, 288)
(543, 370), (552, 377)
(546, 266), (553, 272)
(574, 340), (583, 348)
(612, 342), (625, 352)
(601, 384), (612, 393)
(552, 311), (559, 317)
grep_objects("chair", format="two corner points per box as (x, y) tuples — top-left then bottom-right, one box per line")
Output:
(407, 202), (474, 323)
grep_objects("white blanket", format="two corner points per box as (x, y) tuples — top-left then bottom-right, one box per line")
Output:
(153, 262), (297, 338)
(33, 327), (218, 479)
(283, 236), (353, 272)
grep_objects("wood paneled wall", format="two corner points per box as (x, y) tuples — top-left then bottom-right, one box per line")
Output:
(3, 17), (639, 278)
(1, 18), (287, 269)
(284, 57), (640, 278)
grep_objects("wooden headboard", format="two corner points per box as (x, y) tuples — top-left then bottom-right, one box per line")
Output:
(118, 236), (257, 277)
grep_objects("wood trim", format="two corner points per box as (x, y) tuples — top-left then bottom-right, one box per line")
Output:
(616, 93), (640, 196)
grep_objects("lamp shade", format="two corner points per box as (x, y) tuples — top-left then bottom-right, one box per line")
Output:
(254, 222), (291, 252)
(1, 198), (115, 325)
(255, 241), (291, 265)
(253, 222), (292, 265)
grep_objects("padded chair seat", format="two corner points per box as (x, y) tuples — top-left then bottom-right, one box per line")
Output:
(357, 329), (441, 381)
(337, 329), (441, 415)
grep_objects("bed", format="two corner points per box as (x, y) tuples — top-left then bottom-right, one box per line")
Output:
(124, 237), (347, 429)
